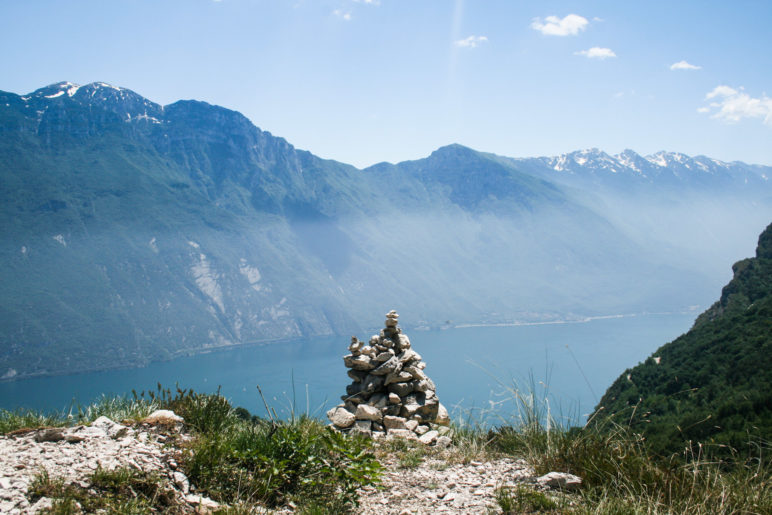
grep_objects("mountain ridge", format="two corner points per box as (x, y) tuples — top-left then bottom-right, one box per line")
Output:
(2, 81), (771, 380)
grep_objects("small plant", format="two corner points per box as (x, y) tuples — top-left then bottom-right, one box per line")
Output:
(182, 414), (380, 511)
(0, 410), (67, 434)
(397, 447), (425, 469)
(76, 393), (158, 423)
(137, 383), (235, 434)
(495, 485), (557, 513)
(27, 466), (175, 514)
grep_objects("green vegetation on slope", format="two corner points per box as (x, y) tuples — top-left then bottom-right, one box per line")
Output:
(4, 385), (771, 514)
(593, 222), (772, 459)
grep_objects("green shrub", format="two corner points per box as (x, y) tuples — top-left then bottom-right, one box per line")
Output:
(183, 416), (380, 511)
(495, 485), (557, 513)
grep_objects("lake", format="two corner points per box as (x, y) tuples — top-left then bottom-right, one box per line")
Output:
(0, 313), (695, 426)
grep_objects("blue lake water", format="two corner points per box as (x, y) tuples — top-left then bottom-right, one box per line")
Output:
(0, 313), (695, 426)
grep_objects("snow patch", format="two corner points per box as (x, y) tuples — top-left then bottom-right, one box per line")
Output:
(188, 241), (200, 249)
(44, 91), (65, 99)
(1, 369), (17, 380)
(53, 234), (66, 247)
(20, 246), (27, 255)
(149, 237), (158, 253)
(646, 154), (668, 167)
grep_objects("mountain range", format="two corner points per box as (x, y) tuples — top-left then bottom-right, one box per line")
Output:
(1, 81), (771, 380)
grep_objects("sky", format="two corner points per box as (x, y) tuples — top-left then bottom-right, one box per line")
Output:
(1, 0), (771, 168)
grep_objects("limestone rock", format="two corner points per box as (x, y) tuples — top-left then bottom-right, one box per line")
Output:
(383, 416), (408, 430)
(143, 409), (184, 425)
(327, 406), (355, 428)
(537, 472), (582, 491)
(91, 416), (128, 439)
(344, 354), (376, 371)
(418, 430), (439, 445)
(370, 356), (401, 376)
(388, 382), (414, 397)
(435, 403), (450, 426)
(384, 370), (414, 385)
(355, 404), (383, 422)
(435, 435), (453, 448)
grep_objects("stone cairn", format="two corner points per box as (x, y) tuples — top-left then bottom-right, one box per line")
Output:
(327, 310), (451, 444)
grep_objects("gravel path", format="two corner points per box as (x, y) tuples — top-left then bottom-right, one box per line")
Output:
(357, 454), (536, 514)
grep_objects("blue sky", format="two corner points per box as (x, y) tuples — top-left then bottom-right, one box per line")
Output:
(1, 0), (770, 167)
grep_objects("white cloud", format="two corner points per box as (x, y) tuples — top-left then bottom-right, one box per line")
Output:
(454, 35), (489, 48)
(670, 60), (701, 71)
(700, 85), (772, 125)
(333, 9), (352, 20)
(531, 14), (588, 36)
(353, 0), (380, 4)
(575, 47), (616, 59)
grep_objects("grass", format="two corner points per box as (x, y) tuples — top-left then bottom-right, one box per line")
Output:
(11, 383), (772, 514)
(494, 485), (559, 513)
(483, 382), (772, 514)
(0, 394), (158, 434)
(28, 466), (177, 514)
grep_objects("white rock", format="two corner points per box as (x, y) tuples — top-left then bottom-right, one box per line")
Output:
(185, 494), (220, 512)
(435, 403), (450, 426)
(143, 410), (184, 424)
(91, 416), (129, 439)
(327, 406), (355, 428)
(355, 404), (383, 422)
(435, 435), (453, 448)
(418, 430), (439, 445)
(537, 472), (582, 491)
(173, 471), (190, 494)
(414, 425), (430, 436)
(383, 416), (408, 430)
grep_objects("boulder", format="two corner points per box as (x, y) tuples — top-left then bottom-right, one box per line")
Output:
(355, 404), (383, 422)
(142, 409), (184, 425)
(383, 415), (408, 430)
(327, 406), (355, 428)
(537, 472), (583, 491)
(343, 354), (375, 371)
(91, 416), (129, 439)
(418, 430), (439, 445)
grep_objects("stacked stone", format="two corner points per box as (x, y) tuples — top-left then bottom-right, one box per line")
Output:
(327, 310), (450, 444)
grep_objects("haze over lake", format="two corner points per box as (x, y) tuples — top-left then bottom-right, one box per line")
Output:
(0, 313), (694, 424)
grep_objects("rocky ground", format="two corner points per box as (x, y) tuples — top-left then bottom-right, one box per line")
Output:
(358, 454), (534, 514)
(0, 413), (579, 514)
(0, 412), (218, 514)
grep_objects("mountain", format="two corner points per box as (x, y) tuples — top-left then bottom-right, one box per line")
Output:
(1, 81), (771, 380)
(593, 223), (772, 458)
(511, 148), (772, 280)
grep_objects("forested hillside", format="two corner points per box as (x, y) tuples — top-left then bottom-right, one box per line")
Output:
(594, 223), (772, 457)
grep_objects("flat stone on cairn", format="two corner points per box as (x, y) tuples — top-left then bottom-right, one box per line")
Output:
(327, 310), (450, 442)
